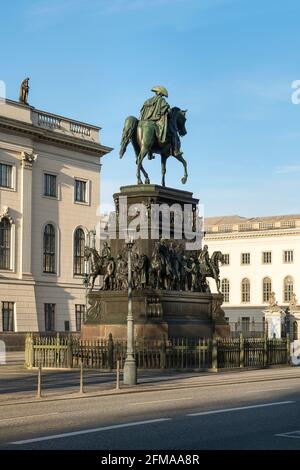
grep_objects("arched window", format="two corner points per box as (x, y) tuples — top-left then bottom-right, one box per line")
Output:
(0, 218), (11, 270)
(241, 278), (250, 303)
(43, 224), (56, 273)
(74, 228), (85, 275)
(263, 277), (272, 303)
(221, 278), (230, 303)
(284, 276), (294, 302)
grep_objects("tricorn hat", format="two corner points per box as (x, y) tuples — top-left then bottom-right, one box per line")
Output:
(151, 85), (168, 97)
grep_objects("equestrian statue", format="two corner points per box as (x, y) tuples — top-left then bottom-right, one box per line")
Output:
(119, 85), (188, 187)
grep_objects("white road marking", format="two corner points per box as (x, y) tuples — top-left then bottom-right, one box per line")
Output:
(187, 401), (295, 416)
(0, 412), (59, 422)
(10, 418), (172, 445)
(276, 431), (300, 439)
(245, 387), (291, 394)
(131, 397), (194, 405)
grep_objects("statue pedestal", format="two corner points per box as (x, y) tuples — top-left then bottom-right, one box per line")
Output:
(263, 307), (285, 339)
(83, 184), (229, 341)
(82, 290), (229, 340)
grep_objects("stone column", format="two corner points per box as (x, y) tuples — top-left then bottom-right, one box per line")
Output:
(19, 151), (37, 279)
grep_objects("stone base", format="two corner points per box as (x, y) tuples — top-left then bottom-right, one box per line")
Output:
(82, 289), (230, 340)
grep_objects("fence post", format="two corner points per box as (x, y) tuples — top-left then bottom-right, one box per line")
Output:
(79, 360), (84, 394)
(108, 333), (114, 370)
(56, 332), (60, 368)
(263, 334), (268, 368)
(239, 333), (244, 368)
(25, 333), (34, 368)
(160, 337), (166, 369)
(116, 360), (120, 390)
(211, 335), (218, 371)
(286, 333), (290, 365)
(36, 366), (42, 399)
(67, 335), (73, 368)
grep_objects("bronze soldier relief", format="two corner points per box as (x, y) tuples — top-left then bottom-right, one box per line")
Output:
(85, 241), (224, 294)
(120, 86), (188, 187)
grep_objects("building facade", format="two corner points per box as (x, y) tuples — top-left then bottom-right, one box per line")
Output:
(204, 215), (300, 329)
(0, 98), (111, 333)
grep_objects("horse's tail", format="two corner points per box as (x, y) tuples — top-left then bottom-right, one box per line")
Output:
(120, 116), (138, 157)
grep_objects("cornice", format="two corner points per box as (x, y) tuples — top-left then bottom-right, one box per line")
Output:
(205, 229), (300, 241)
(0, 115), (113, 157)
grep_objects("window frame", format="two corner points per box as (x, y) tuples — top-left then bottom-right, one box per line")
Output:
(262, 251), (272, 264)
(283, 250), (294, 264)
(241, 278), (251, 303)
(75, 304), (85, 332)
(43, 172), (58, 199)
(43, 223), (56, 274)
(74, 178), (90, 205)
(241, 252), (251, 265)
(221, 278), (230, 303)
(263, 277), (272, 303)
(2, 301), (15, 332)
(44, 303), (55, 332)
(73, 227), (86, 276)
(283, 276), (294, 303)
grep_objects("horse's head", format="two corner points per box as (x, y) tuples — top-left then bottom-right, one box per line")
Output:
(171, 107), (187, 137)
(212, 251), (224, 265)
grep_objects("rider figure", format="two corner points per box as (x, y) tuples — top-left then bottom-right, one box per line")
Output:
(140, 86), (182, 159)
(198, 245), (214, 275)
(101, 242), (111, 264)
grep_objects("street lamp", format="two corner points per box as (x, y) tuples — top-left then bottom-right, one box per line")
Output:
(82, 228), (95, 323)
(123, 228), (137, 385)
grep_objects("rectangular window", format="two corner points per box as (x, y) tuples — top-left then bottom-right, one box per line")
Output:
(283, 250), (294, 263)
(262, 251), (272, 264)
(0, 163), (12, 188)
(44, 173), (57, 198)
(2, 302), (14, 331)
(75, 179), (87, 203)
(75, 304), (85, 332)
(223, 254), (230, 265)
(241, 253), (250, 265)
(44, 303), (55, 332)
(64, 321), (70, 332)
(241, 317), (250, 333)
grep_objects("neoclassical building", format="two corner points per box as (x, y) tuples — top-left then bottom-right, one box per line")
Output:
(0, 98), (111, 333)
(204, 214), (300, 328)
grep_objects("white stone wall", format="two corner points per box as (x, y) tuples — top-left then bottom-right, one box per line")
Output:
(205, 232), (300, 309)
(0, 100), (106, 332)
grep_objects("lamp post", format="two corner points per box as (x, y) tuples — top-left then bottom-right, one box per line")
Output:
(82, 228), (95, 323)
(123, 231), (137, 385)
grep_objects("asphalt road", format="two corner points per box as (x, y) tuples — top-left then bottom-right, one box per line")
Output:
(1, 367), (300, 449)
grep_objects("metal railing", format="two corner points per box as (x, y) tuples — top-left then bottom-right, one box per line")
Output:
(24, 333), (290, 371)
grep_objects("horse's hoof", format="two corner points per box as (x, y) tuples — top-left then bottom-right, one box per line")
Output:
(181, 176), (187, 184)
(145, 178), (150, 184)
(137, 179), (143, 185)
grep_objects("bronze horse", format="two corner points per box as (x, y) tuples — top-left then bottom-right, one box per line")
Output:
(84, 247), (115, 291)
(200, 251), (224, 293)
(120, 107), (188, 187)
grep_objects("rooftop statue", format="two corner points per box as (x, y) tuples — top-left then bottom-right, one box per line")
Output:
(19, 77), (30, 105)
(120, 86), (188, 187)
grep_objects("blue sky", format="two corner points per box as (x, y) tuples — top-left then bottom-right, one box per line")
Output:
(1, 0), (299, 216)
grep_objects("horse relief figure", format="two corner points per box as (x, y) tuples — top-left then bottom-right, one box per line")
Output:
(84, 246), (115, 291)
(198, 245), (224, 293)
(120, 85), (188, 187)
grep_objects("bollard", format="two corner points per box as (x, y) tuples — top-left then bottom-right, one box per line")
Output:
(116, 360), (120, 391)
(37, 366), (42, 399)
(79, 361), (84, 394)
